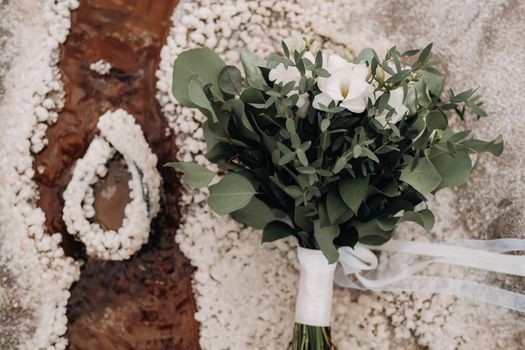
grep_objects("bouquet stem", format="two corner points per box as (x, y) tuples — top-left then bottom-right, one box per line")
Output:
(289, 323), (336, 350)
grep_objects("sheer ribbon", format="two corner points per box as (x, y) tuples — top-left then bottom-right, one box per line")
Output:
(295, 239), (525, 327)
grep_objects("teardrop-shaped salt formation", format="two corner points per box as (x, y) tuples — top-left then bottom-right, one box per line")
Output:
(63, 109), (161, 260)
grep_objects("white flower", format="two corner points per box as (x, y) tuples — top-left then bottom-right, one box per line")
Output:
(268, 63), (301, 86)
(374, 87), (409, 127)
(268, 51), (315, 85)
(312, 54), (374, 113)
(268, 52), (315, 117)
(296, 93), (310, 117)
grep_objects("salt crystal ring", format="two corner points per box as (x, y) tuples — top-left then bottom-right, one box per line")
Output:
(62, 109), (161, 260)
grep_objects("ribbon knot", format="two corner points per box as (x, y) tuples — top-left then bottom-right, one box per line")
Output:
(334, 239), (525, 313)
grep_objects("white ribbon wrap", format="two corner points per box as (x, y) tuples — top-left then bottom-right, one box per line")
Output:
(295, 239), (525, 326)
(295, 247), (337, 326)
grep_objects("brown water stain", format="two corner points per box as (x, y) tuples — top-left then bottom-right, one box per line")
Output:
(32, 0), (201, 348)
(92, 157), (131, 231)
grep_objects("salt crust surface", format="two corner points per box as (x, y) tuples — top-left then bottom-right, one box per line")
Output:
(156, 0), (525, 349)
(0, 1), (81, 349)
(89, 59), (111, 75)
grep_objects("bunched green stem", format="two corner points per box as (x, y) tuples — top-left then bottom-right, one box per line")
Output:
(289, 323), (337, 350)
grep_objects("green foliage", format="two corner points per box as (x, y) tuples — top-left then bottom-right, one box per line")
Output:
(262, 221), (296, 242)
(208, 174), (256, 215)
(218, 65), (243, 95)
(400, 157), (442, 193)
(314, 220), (340, 263)
(172, 47), (225, 121)
(170, 41), (504, 262)
(165, 162), (215, 188)
(339, 175), (369, 213)
(231, 197), (275, 229)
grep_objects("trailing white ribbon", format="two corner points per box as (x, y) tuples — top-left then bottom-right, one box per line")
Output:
(295, 239), (525, 327)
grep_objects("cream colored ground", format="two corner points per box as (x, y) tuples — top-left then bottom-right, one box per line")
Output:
(157, 0), (525, 349)
(1, 0), (524, 349)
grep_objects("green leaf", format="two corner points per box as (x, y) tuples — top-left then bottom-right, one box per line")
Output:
(262, 220), (295, 242)
(415, 42), (433, 67)
(205, 142), (235, 163)
(294, 206), (313, 232)
(355, 219), (394, 245)
(314, 220), (340, 263)
(296, 149), (308, 166)
(426, 110), (447, 131)
(188, 78), (218, 122)
(165, 162), (215, 189)
(339, 175), (369, 213)
(218, 65), (243, 95)
(460, 135), (504, 156)
(400, 157), (442, 193)
(297, 166), (316, 174)
(420, 69), (444, 96)
(355, 48), (377, 64)
(326, 189), (352, 224)
(230, 197), (275, 229)
(208, 174), (256, 215)
(172, 47), (225, 108)
(398, 209), (435, 231)
(385, 69), (412, 85)
(240, 50), (268, 90)
(281, 41), (290, 57)
(333, 157), (347, 174)
(284, 185), (303, 199)
(429, 149), (472, 190)
(320, 119), (330, 132)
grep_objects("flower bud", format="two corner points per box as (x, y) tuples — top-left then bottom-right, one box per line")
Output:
(375, 67), (385, 83)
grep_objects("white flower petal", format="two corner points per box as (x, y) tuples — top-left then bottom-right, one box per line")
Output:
(296, 93), (310, 117)
(340, 97), (366, 113)
(326, 54), (350, 71)
(269, 63), (300, 85)
(268, 63), (284, 82)
(303, 51), (315, 63)
(317, 68), (350, 101)
(375, 87), (408, 126)
(375, 114), (387, 127)
(312, 93), (333, 110)
(296, 93), (309, 109)
(346, 78), (372, 100)
(352, 63), (369, 81)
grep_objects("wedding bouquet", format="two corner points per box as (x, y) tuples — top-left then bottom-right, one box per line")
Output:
(168, 40), (503, 349)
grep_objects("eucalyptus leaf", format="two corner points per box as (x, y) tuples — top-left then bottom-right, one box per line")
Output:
(339, 175), (369, 213)
(262, 220), (296, 242)
(326, 189), (352, 224)
(165, 162), (215, 189)
(429, 149), (472, 190)
(231, 197), (275, 229)
(355, 219), (394, 245)
(398, 209), (435, 231)
(240, 50), (268, 90)
(189, 78), (218, 122)
(426, 110), (447, 131)
(218, 65), (243, 95)
(400, 157), (442, 193)
(172, 47), (225, 108)
(208, 174), (256, 215)
(314, 220), (340, 263)
(460, 135), (504, 156)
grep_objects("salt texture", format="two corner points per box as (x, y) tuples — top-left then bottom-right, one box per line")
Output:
(156, 0), (525, 349)
(89, 59), (111, 75)
(0, 1), (81, 349)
